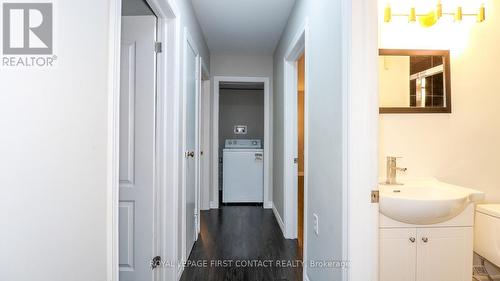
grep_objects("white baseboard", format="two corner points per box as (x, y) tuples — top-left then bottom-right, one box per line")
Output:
(264, 201), (273, 209)
(200, 202), (210, 211)
(177, 264), (184, 281)
(272, 203), (286, 237)
(209, 201), (219, 209)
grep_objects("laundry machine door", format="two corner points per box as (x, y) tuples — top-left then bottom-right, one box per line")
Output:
(223, 150), (264, 203)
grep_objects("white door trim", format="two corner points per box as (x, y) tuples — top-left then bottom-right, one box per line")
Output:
(342, 0), (379, 281)
(282, 18), (310, 279)
(196, 56), (210, 235)
(211, 76), (272, 209)
(199, 79), (211, 212)
(107, 0), (181, 280)
(283, 19), (308, 239)
(181, 27), (201, 267)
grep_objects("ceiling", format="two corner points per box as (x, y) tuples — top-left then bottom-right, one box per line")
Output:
(191, 0), (296, 56)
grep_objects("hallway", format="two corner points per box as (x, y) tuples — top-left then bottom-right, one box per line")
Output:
(180, 206), (302, 281)
(0, 0), (380, 280)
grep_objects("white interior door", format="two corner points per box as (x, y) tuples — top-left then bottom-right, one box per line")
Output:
(119, 15), (157, 281)
(184, 40), (199, 258)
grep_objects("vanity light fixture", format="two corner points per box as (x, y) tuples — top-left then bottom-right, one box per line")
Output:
(384, 1), (486, 27)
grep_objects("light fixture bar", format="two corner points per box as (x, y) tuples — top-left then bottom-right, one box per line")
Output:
(390, 13), (483, 17)
(383, 2), (486, 26)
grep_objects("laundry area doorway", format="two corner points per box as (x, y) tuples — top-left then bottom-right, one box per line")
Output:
(219, 81), (264, 205)
(211, 77), (272, 209)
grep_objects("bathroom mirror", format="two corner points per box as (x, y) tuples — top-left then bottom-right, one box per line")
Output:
(379, 49), (451, 114)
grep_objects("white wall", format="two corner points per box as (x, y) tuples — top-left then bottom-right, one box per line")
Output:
(379, 0), (500, 203)
(210, 54), (273, 78)
(0, 0), (209, 280)
(273, 0), (345, 280)
(0, 1), (110, 281)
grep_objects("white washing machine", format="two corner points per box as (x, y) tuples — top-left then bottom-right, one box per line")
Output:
(223, 139), (264, 203)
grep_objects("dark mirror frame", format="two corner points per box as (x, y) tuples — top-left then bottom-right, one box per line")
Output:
(379, 49), (452, 114)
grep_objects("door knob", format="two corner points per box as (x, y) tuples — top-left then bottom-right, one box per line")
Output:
(422, 237), (429, 243)
(185, 151), (195, 158)
(409, 237), (416, 243)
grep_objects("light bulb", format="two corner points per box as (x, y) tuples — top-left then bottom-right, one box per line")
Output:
(409, 7), (417, 23)
(455, 6), (463, 22)
(436, 0), (443, 19)
(384, 5), (392, 23)
(477, 3), (485, 22)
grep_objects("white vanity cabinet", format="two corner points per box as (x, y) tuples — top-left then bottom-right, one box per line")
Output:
(378, 179), (483, 281)
(380, 228), (417, 281)
(380, 227), (473, 281)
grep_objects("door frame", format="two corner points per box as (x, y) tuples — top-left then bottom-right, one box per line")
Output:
(199, 78), (211, 212)
(342, 0), (379, 280)
(282, 18), (309, 272)
(211, 76), (272, 209)
(197, 62), (211, 222)
(180, 27), (202, 266)
(107, 0), (181, 280)
(282, 3), (380, 279)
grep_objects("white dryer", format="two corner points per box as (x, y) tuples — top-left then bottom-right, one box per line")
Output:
(223, 139), (264, 203)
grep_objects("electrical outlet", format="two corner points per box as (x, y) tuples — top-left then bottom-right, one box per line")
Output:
(313, 213), (319, 236)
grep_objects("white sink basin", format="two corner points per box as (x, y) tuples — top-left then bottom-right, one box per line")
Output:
(379, 179), (484, 225)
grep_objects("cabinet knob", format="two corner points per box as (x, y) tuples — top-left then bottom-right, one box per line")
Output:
(409, 237), (416, 243)
(422, 237), (429, 243)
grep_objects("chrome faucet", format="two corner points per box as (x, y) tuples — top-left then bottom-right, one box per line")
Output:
(386, 156), (407, 185)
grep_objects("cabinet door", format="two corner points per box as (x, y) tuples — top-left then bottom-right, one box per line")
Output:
(416, 227), (473, 281)
(380, 228), (417, 281)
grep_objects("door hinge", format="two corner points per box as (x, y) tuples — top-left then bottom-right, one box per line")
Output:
(151, 256), (161, 270)
(155, 42), (162, 53)
(371, 190), (379, 203)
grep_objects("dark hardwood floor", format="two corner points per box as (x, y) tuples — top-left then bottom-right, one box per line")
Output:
(180, 206), (303, 281)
